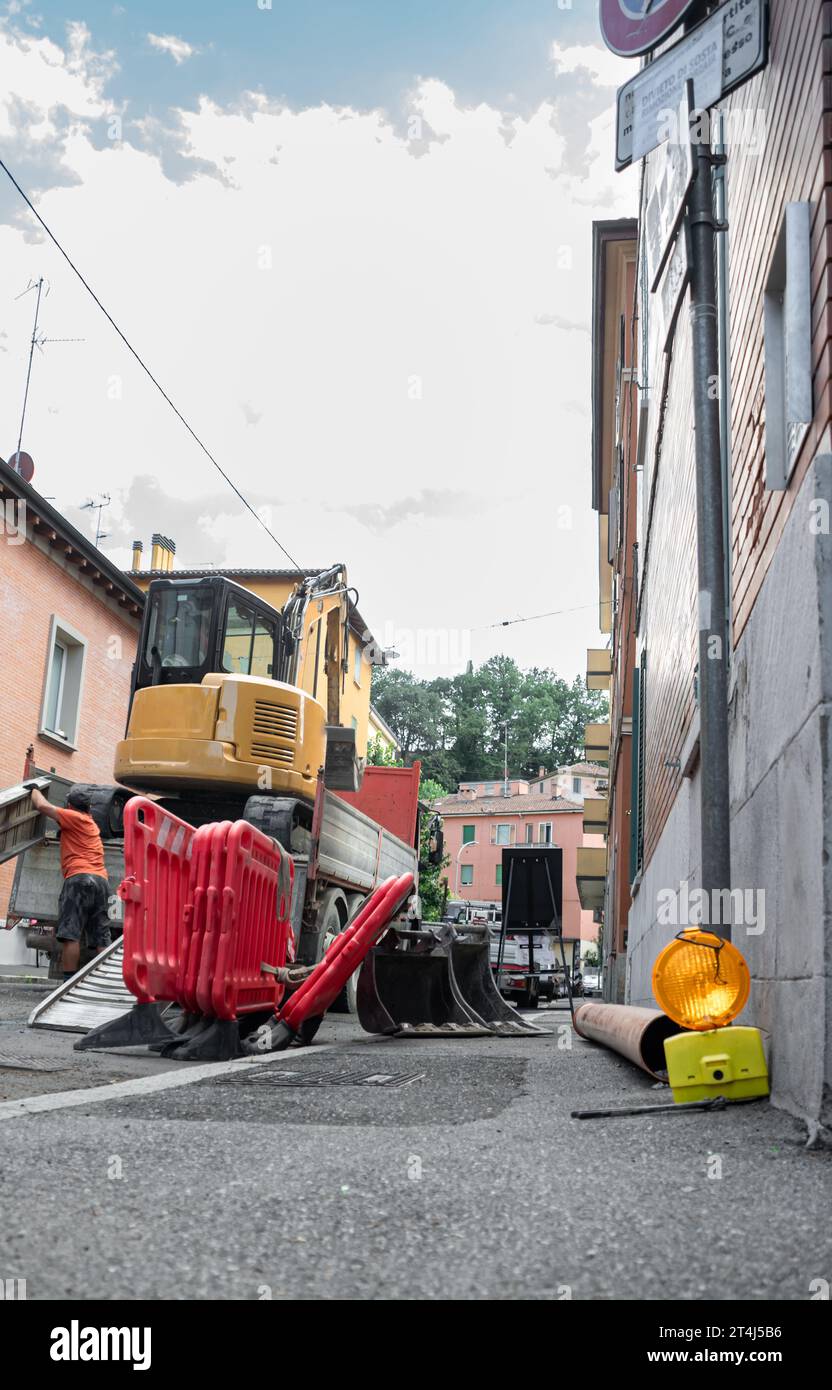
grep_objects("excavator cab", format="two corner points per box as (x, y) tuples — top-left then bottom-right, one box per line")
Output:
(130, 576), (289, 702)
(114, 567), (364, 814)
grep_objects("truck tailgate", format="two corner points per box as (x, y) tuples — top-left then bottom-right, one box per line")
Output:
(0, 778), (50, 867)
(9, 838), (126, 924)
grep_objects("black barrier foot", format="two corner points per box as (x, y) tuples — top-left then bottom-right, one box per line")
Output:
(148, 1010), (197, 1052)
(168, 1018), (241, 1061)
(74, 1002), (175, 1051)
(242, 1017), (294, 1054)
(293, 1015), (323, 1046)
(157, 1014), (207, 1056)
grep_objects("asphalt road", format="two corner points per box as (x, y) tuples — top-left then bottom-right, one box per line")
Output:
(1, 983), (830, 1301)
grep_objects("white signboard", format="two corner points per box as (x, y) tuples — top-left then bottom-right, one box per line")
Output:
(644, 87), (694, 293)
(616, 0), (768, 169)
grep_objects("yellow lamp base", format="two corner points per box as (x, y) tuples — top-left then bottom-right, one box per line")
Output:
(664, 1026), (769, 1104)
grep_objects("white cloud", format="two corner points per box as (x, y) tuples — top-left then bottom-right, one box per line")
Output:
(0, 26), (637, 679)
(550, 40), (636, 90)
(147, 33), (196, 66)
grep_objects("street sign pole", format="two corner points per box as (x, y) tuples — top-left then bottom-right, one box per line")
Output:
(684, 83), (732, 938)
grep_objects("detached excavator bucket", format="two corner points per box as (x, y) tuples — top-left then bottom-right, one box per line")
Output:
(357, 925), (544, 1038)
(450, 932), (543, 1036)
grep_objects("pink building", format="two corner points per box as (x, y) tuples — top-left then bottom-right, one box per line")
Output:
(437, 786), (599, 949)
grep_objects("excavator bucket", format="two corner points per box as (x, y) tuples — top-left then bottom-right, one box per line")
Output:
(357, 925), (544, 1037)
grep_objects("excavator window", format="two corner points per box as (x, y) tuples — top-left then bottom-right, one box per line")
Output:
(145, 588), (212, 670)
(222, 600), (276, 677)
(251, 615), (276, 677)
(222, 599), (256, 673)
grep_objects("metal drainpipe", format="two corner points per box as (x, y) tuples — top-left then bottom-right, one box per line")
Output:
(688, 100), (732, 939)
(713, 111), (732, 658)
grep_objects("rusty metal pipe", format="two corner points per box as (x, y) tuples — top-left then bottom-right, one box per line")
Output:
(573, 1002), (681, 1079)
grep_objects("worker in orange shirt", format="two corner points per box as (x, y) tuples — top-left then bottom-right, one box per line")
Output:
(29, 786), (112, 981)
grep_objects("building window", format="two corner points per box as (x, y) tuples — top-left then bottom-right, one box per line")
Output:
(484, 782), (497, 795)
(572, 776), (582, 794)
(460, 864), (474, 887)
(353, 643), (362, 685)
(40, 617), (87, 747)
(491, 823), (513, 846)
(462, 824), (476, 845)
(538, 822), (553, 845)
(525, 823), (533, 844)
(538, 782), (544, 792)
(495, 863), (502, 886)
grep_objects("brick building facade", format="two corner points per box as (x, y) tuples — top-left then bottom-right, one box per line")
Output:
(591, 0), (832, 1132)
(0, 457), (142, 948)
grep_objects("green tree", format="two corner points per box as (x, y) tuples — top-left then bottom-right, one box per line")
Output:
(372, 659), (607, 783)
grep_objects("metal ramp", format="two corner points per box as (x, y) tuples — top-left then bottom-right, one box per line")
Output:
(28, 938), (134, 1034)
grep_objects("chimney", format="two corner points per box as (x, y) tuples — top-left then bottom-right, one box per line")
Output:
(131, 540), (143, 573)
(538, 766), (546, 778)
(149, 534), (176, 572)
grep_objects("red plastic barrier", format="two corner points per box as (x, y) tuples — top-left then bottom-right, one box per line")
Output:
(277, 876), (398, 1023)
(207, 820), (294, 1020)
(118, 798), (196, 1004)
(178, 822), (228, 1015)
(281, 872), (413, 1031)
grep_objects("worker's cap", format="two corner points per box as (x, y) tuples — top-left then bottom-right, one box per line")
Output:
(66, 788), (92, 813)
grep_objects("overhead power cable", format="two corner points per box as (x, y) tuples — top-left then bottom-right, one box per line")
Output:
(474, 599), (612, 631)
(0, 156), (302, 569)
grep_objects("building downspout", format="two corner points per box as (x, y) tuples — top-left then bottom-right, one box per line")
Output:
(687, 89), (732, 939)
(714, 112), (732, 657)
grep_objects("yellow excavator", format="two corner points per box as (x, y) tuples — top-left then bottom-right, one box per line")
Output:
(78, 563), (366, 844)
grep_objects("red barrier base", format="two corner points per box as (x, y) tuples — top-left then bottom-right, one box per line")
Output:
(74, 1001), (177, 1051)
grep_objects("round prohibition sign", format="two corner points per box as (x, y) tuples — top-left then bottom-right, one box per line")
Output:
(599, 0), (700, 58)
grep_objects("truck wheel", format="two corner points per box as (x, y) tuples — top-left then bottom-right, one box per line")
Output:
(317, 890), (362, 1014)
(521, 979), (540, 1010)
(242, 796), (311, 853)
(69, 784), (133, 839)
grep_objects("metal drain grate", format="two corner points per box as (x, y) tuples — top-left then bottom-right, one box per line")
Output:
(0, 1053), (72, 1073)
(235, 1065), (425, 1089)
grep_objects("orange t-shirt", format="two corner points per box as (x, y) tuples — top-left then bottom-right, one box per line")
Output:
(53, 807), (107, 880)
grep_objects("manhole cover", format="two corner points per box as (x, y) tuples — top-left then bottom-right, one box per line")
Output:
(235, 1066), (425, 1090)
(0, 1053), (72, 1073)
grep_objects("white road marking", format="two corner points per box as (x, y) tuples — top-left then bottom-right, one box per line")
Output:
(0, 1045), (326, 1123)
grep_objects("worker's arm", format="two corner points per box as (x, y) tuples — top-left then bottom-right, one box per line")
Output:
(30, 786), (62, 824)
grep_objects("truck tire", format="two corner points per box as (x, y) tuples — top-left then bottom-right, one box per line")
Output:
(69, 784), (133, 839)
(316, 889), (364, 1014)
(521, 978), (540, 1010)
(242, 796), (312, 854)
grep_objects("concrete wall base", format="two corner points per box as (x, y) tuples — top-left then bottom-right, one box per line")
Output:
(627, 451), (832, 1138)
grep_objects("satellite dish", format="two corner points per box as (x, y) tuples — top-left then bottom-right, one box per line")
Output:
(8, 450), (34, 482)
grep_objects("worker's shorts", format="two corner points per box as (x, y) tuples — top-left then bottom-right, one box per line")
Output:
(56, 874), (112, 950)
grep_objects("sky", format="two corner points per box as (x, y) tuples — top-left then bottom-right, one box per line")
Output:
(0, 0), (637, 680)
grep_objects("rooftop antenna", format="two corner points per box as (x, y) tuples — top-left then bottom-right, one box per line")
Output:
(80, 494), (111, 549)
(15, 276), (47, 460)
(14, 277), (85, 457)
